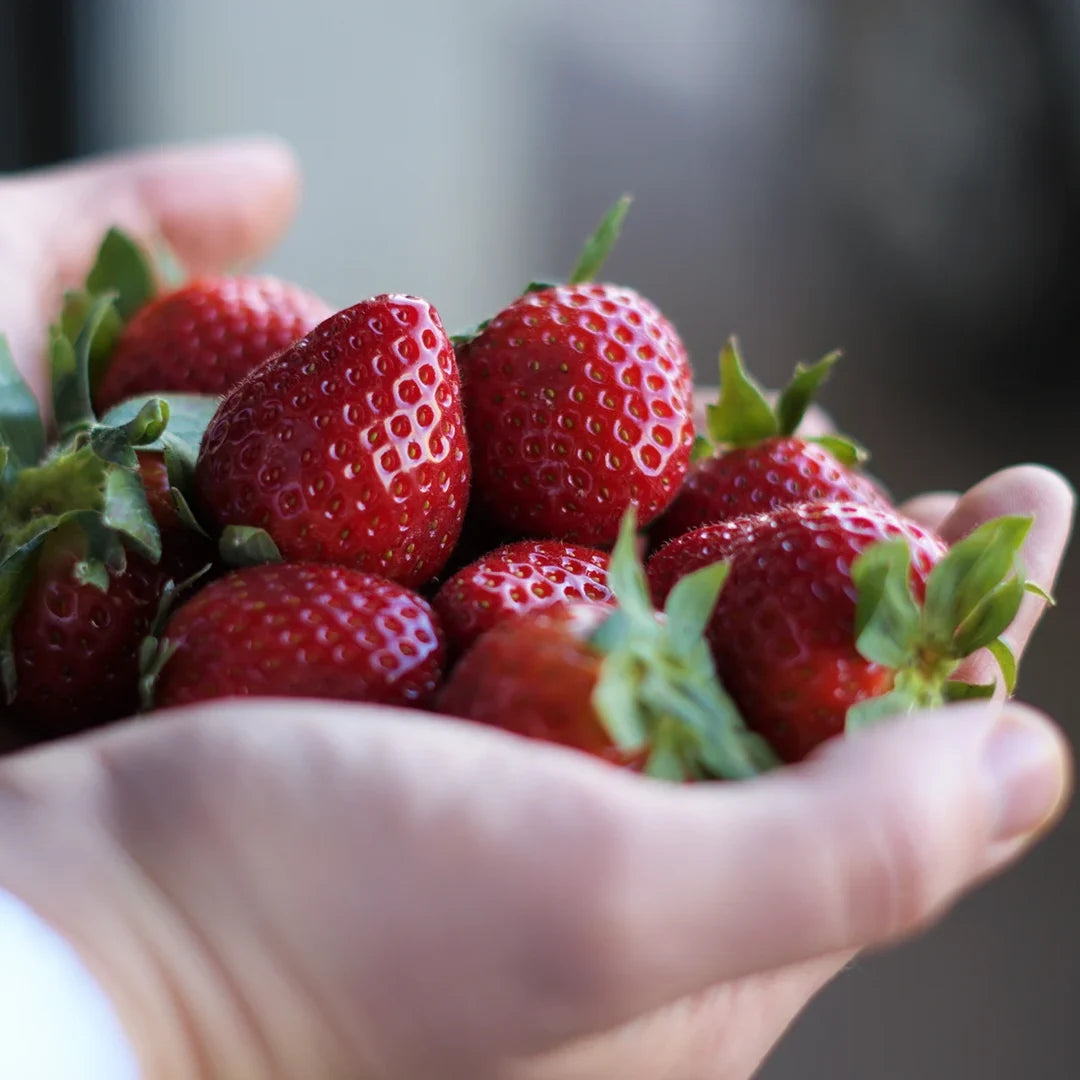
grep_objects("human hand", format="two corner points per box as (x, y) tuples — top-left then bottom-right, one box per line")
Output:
(0, 462), (1069, 1078)
(0, 142), (1073, 1079)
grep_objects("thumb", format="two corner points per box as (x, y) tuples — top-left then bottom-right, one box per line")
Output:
(573, 701), (1071, 1033)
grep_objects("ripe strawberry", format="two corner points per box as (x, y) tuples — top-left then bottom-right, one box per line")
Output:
(647, 503), (1036, 762)
(1, 301), (214, 738)
(436, 512), (777, 780)
(651, 338), (886, 548)
(433, 540), (613, 655)
(456, 198), (694, 546)
(94, 276), (332, 412)
(195, 294), (470, 589)
(148, 563), (446, 710)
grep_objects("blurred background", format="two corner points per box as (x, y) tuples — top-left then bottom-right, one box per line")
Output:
(4, 0), (1077, 1074)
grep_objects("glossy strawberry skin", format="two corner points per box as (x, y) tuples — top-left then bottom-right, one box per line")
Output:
(153, 563), (446, 709)
(650, 436), (889, 548)
(647, 503), (948, 762)
(9, 454), (214, 738)
(195, 295), (470, 589)
(436, 606), (644, 767)
(433, 540), (613, 655)
(93, 276), (332, 411)
(457, 283), (693, 545)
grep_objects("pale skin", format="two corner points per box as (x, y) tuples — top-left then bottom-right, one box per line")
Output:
(0, 139), (1074, 1079)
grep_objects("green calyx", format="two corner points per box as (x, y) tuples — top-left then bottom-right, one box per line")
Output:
(587, 509), (778, 781)
(698, 336), (866, 465)
(0, 292), (210, 703)
(847, 515), (1043, 730)
(60, 226), (162, 396)
(451, 195), (633, 349)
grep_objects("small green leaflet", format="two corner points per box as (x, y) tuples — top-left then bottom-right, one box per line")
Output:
(219, 525), (282, 567)
(101, 392), (219, 453)
(921, 515), (1032, 652)
(851, 539), (921, 669)
(51, 293), (117, 440)
(706, 337), (778, 447)
(775, 351), (840, 436)
(664, 559), (729, 656)
(603, 508), (655, 629)
(568, 194), (632, 285)
(987, 637), (1018, 695)
(85, 227), (156, 321)
(0, 335), (45, 474)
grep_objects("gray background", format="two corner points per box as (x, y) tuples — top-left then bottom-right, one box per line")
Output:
(70, 1), (1079, 1075)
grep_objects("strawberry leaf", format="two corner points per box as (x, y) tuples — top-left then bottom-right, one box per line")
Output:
(846, 687), (918, 730)
(85, 228), (156, 321)
(568, 194), (632, 285)
(593, 650), (650, 751)
(664, 559), (728, 655)
(604, 508), (655, 629)
(61, 290), (125, 396)
(0, 542), (41, 700)
(922, 515), (1032, 653)
(776, 350), (840, 435)
(852, 538), (922, 669)
(90, 397), (170, 466)
(705, 337), (778, 447)
(808, 434), (869, 467)
(73, 558), (111, 592)
(219, 525), (282, 567)
(987, 637), (1019, 695)
(952, 576), (1026, 657)
(100, 392), (219, 453)
(52, 293), (116, 440)
(0, 335), (45, 474)
(102, 467), (162, 564)
(944, 679), (997, 701)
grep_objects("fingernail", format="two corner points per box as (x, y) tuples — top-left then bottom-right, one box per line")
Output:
(984, 710), (1069, 842)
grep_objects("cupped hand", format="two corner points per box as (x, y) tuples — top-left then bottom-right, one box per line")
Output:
(0, 142), (1074, 1079)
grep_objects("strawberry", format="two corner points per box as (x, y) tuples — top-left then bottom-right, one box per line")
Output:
(647, 503), (1039, 762)
(194, 294), (470, 589)
(436, 512), (777, 780)
(432, 540), (613, 655)
(455, 198), (694, 546)
(93, 276), (332, 412)
(146, 563), (446, 710)
(0, 301), (213, 738)
(650, 338), (886, 548)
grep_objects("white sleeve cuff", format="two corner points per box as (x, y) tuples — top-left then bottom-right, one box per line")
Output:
(0, 887), (140, 1079)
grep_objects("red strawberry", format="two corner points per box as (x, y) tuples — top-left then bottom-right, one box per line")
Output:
(647, 503), (1036, 762)
(456, 198), (694, 546)
(651, 338), (886, 548)
(2, 293), (218, 739)
(195, 294), (470, 589)
(5, 447), (212, 738)
(433, 540), (612, 655)
(148, 563), (446, 710)
(93, 276), (332, 412)
(436, 512), (777, 780)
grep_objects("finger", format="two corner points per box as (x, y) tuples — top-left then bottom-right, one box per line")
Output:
(0, 137), (301, 408)
(941, 466), (1073, 682)
(558, 701), (1070, 1035)
(899, 491), (960, 532)
(32, 137), (300, 282)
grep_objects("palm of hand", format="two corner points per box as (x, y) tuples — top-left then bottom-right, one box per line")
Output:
(0, 142), (1072, 1079)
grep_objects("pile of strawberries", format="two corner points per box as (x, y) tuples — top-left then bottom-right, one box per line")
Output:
(0, 201), (1042, 779)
